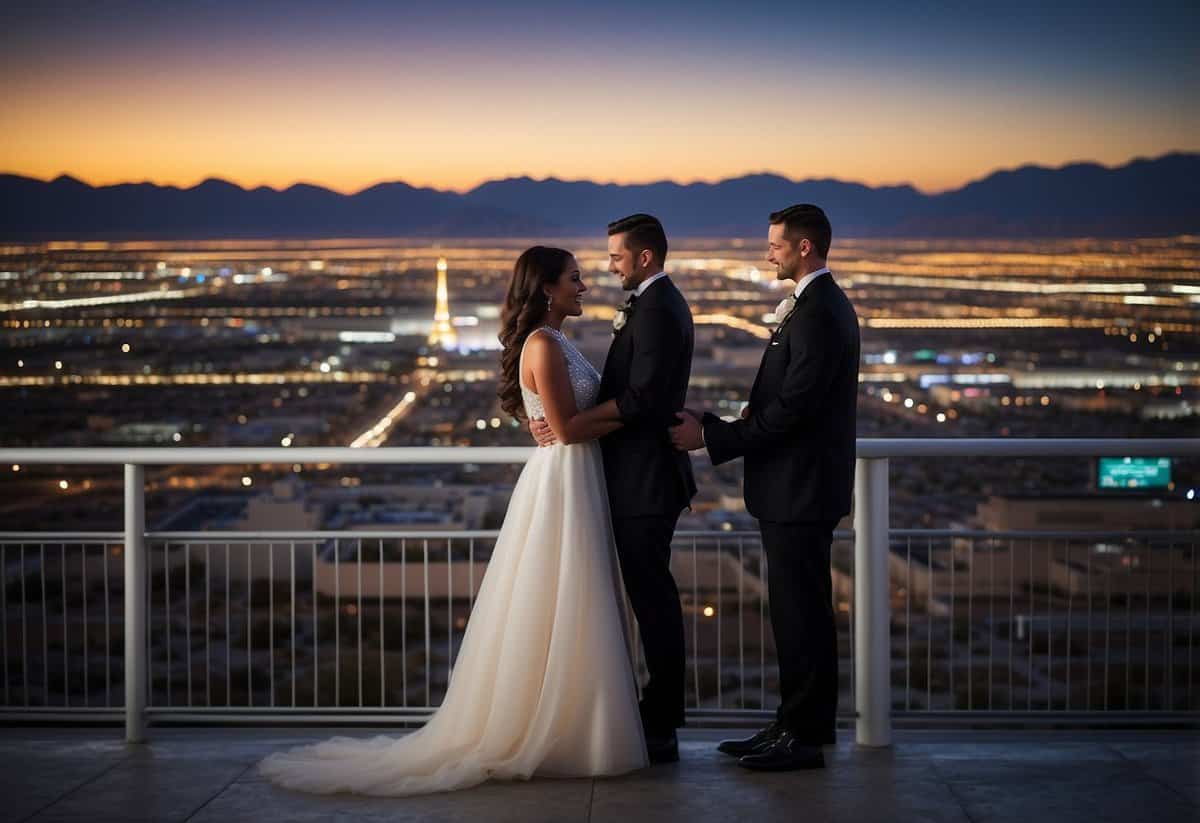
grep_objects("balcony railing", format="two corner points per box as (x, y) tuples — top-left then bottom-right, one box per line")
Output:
(0, 439), (1197, 747)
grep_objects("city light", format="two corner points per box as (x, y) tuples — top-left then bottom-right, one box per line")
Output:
(241, 476), (253, 487)
(702, 606), (715, 618)
(350, 391), (419, 448)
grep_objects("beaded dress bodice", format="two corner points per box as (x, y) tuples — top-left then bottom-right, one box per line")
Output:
(519, 326), (601, 420)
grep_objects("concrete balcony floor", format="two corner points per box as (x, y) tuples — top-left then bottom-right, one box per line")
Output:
(1, 727), (1197, 823)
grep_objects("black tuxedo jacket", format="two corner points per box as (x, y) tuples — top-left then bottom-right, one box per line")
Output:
(599, 276), (698, 518)
(702, 273), (860, 523)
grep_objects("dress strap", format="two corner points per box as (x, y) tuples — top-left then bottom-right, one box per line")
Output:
(519, 327), (562, 394)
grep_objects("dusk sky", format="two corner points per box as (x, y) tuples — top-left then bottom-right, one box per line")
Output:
(2, 1), (1197, 194)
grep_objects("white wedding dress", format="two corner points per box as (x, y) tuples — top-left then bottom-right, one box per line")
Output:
(258, 326), (647, 795)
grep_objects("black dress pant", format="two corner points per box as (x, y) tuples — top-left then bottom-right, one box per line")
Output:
(760, 519), (839, 744)
(611, 513), (686, 733)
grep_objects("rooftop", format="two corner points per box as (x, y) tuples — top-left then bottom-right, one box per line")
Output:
(3, 727), (1196, 823)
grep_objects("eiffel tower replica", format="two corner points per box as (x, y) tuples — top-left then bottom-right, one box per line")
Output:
(427, 257), (457, 350)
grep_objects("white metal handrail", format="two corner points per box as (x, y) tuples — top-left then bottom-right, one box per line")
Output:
(1, 438), (1197, 747)
(1, 439), (1197, 464)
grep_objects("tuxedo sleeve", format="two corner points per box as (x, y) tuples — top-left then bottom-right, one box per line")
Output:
(702, 309), (840, 463)
(615, 305), (686, 427)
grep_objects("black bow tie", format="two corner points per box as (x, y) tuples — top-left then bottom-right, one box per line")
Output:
(624, 293), (638, 308)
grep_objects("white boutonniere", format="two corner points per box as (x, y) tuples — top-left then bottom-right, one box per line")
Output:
(612, 307), (627, 334)
(771, 295), (796, 325)
(612, 297), (635, 334)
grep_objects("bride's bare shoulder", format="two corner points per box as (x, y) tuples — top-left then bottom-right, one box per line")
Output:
(522, 329), (560, 359)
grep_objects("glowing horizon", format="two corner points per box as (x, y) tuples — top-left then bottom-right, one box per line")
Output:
(3, 148), (1194, 198)
(2, 2), (1197, 195)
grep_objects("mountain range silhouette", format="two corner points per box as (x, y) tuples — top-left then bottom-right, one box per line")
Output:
(2, 153), (1196, 238)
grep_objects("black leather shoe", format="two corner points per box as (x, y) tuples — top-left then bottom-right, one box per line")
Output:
(736, 731), (825, 771)
(716, 722), (782, 758)
(646, 730), (679, 764)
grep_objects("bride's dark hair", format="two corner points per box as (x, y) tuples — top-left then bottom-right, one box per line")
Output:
(498, 245), (574, 421)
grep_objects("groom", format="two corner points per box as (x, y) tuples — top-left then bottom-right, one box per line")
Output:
(670, 204), (860, 771)
(532, 213), (695, 763)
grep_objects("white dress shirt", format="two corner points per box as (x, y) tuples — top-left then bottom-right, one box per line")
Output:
(793, 266), (831, 298)
(633, 270), (668, 298)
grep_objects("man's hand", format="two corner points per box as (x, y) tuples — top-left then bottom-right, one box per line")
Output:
(529, 418), (557, 447)
(669, 409), (705, 452)
(740, 403), (750, 420)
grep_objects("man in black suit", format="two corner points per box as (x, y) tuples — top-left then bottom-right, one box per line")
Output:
(532, 213), (695, 763)
(670, 204), (860, 771)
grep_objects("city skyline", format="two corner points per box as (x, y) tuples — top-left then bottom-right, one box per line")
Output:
(2, 1), (1197, 194)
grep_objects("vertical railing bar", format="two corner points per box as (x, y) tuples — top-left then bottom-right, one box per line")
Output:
(357, 537), (363, 708)
(335, 537), (340, 707)
(905, 536), (911, 710)
(1007, 538), (1014, 710)
(103, 542), (110, 710)
(988, 538), (995, 711)
(1086, 537), (1093, 711)
(423, 538), (431, 708)
(290, 542), (296, 709)
(1027, 536), (1033, 712)
(1, 545), (8, 707)
(401, 538), (407, 707)
(269, 542), (275, 708)
(948, 535), (955, 710)
(1185, 542), (1195, 715)
(691, 536), (699, 709)
(307, 542), (312, 710)
(1065, 539), (1072, 711)
(60, 547), (68, 710)
(124, 465), (147, 742)
(737, 535), (745, 711)
(1165, 537), (1173, 711)
(927, 535), (933, 711)
(967, 537), (973, 711)
(1124, 552), (1132, 710)
(468, 538), (475, 610)
(448, 538), (455, 684)
(246, 543), (252, 707)
(82, 542), (89, 707)
(379, 538), (385, 708)
(186, 542), (192, 707)
(225, 543), (231, 709)
(21, 545), (28, 706)
(41, 547), (49, 710)
(716, 538), (723, 708)
(853, 458), (890, 745)
(1045, 536), (1052, 711)
(1104, 562), (1111, 711)
(145, 540), (152, 710)
(165, 540), (171, 708)
(1144, 540), (1151, 710)
(205, 543), (211, 708)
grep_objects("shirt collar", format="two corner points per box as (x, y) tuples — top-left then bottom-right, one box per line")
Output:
(633, 271), (668, 298)
(793, 267), (830, 299)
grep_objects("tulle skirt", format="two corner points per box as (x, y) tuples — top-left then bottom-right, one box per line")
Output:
(258, 441), (647, 796)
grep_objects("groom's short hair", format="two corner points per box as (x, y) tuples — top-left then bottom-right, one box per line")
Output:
(607, 213), (668, 267)
(769, 204), (832, 258)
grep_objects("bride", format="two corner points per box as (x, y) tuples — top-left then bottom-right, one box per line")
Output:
(258, 246), (648, 795)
